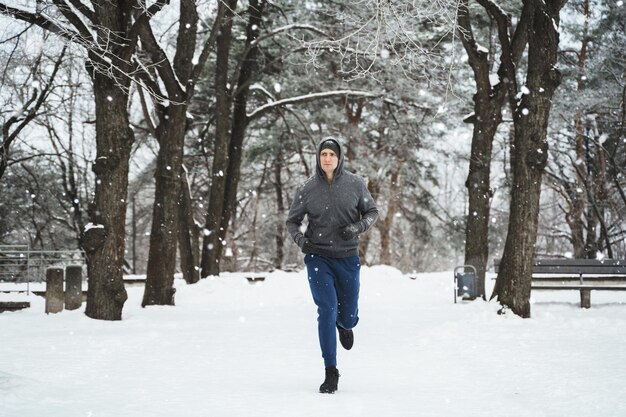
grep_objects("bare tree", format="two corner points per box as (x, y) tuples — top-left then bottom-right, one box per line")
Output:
(1, 32), (66, 181)
(492, 0), (568, 317)
(1, 1), (166, 320)
(133, 0), (224, 305)
(201, 0), (240, 277)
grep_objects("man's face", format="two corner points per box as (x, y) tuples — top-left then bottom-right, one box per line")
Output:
(320, 149), (339, 176)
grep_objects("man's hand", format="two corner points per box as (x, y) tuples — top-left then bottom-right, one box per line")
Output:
(300, 239), (314, 253)
(340, 224), (360, 241)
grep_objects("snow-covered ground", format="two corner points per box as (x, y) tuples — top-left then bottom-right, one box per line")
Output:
(2, 266), (626, 417)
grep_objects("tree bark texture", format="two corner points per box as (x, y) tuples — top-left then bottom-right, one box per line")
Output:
(201, 0), (238, 277)
(492, 0), (564, 317)
(567, 111), (588, 258)
(142, 0), (200, 305)
(584, 140), (610, 258)
(142, 105), (187, 306)
(273, 149), (285, 269)
(179, 167), (200, 284)
(84, 63), (132, 321)
(81, 1), (147, 320)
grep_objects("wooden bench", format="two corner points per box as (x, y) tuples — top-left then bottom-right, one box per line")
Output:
(493, 259), (626, 308)
(0, 301), (31, 313)
(245, 273), (266, 284)
(0, 282), (31, 295)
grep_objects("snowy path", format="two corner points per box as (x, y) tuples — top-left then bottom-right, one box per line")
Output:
(2, 266), (626, 417)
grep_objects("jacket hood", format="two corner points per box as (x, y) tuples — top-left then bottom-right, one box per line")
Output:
(316, 137), (345, 180)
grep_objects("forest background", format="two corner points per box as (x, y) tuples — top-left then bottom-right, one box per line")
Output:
(0, 0), (624, 319)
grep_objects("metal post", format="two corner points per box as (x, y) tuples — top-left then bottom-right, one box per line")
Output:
(26, 245), (30, 295)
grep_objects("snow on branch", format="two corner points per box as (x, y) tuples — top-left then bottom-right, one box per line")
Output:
(249, 84), (276, 101)
(1, 1), (170, 95)
(301, 0), (458, 81)
(0, 3), (86, 45)
(247, 90), (380, 120)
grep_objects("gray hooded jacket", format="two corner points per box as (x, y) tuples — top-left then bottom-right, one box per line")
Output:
(286, 138), (379, 258)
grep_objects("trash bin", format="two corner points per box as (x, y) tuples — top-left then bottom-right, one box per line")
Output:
(454, 265), (477, 303)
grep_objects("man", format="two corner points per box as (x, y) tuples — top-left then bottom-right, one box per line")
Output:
(286, 137), (379, 394)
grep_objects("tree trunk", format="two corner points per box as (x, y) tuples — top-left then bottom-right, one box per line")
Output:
(463, 99), (501, 300)
(244, 160), (269, 271)
(83, 68), (132, 321)
(584, 139), (610, 258)
(81, 1), (145, 320)
(592, 138), (612, 257)
(567, 110), (587, 258)
(343, 97), (365, 164)
(359, 178), (379, 263)
(179, 167), (200, 284)
(142, 106), (187, 306)
(273, 148), (285, 269)
(201, 0), (237, 277)
(566, 0), (589, 258)
(492, 0), (564, 317)
(378, 168), (400, 265)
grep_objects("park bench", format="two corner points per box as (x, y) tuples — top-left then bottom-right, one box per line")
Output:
(0, 284), (32, 312)
(0, 301), (31, 313)
(245, 273), (266, 283)
(493, 258), (626, 308)
(0, 282), (31, 294)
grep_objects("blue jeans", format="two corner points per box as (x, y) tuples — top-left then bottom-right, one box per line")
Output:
(304, 254), (360, 367)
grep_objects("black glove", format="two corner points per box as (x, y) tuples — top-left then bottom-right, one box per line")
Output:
(339, 224), (360, 241)
(300, 239), (314, 253)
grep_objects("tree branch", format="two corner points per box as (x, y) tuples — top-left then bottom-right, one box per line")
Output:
(0, 3), (83, 44)
(3, 46), (67, 149)
(135, 19), (185, 101)
(475, 0), (521, 103)
(66, 0), (95, 23)
(120, 0), (170, 64)
(190, 0), (227, 86)
(248, 90), (380, 120)
(51, 0), (94, 43)
(457, 0), (490, 89)
(173, 0), (199, 87)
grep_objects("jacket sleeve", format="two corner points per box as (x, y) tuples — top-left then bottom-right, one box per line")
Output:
(285, 184), (307, 248)
(355, 179), (378, 234)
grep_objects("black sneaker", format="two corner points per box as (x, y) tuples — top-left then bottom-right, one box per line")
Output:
(319, 367), (340, 394)
(337, 326), (354, 350)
